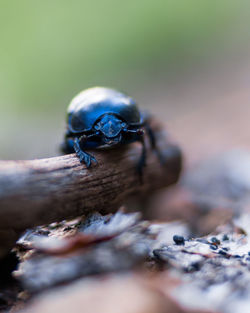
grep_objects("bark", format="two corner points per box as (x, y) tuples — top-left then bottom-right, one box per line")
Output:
(0, 119), (182, 256)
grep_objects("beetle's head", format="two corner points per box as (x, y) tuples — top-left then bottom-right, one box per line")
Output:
(94, 114), (127, 145)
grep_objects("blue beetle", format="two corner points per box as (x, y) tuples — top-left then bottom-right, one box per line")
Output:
(62, 87), (159, 174)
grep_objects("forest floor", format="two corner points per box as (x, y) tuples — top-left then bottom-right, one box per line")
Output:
(2, 58), (250, 313)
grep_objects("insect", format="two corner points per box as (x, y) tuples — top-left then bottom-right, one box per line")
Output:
(61, 87), (161, 175)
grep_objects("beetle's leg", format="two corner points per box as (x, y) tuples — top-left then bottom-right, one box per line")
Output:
(74, 136), (98, 168)
(124, 129), (146, 181)
(144, 121), (165, 164)
(138, 111), (165, 164)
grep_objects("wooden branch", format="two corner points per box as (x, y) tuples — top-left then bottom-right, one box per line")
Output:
(0, 119), (182, 257)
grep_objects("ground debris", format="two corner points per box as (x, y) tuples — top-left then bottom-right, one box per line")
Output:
(9, 210), (250, 313)
(152, 216), (250, 313)
(7, 150), (250, 313)
(15, 211), (175, 293)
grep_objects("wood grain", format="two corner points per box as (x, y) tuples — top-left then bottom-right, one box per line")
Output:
(0, 119), (181, 256)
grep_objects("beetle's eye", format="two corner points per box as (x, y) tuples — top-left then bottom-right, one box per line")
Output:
(121, 122), (127, 128)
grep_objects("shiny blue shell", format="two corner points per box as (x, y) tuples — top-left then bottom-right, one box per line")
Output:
(67, 87), (142, 133)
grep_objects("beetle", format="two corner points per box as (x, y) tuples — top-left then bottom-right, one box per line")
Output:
(61, 87), (161, 175)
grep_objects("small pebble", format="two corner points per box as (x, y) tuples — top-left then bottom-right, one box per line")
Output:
(218, 249), (228, 256)
(222, 234), (229, 241)
(211, 237), (220, 245)
(210, 245), (218, 250)
(173, 235), (185, 245)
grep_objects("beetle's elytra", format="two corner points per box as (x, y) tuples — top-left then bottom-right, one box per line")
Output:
(61, 87), (160, 175)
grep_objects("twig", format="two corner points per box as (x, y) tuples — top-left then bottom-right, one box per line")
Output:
(0, 118), (181, 257)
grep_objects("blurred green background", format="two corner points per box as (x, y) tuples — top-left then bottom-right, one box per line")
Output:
(1, 0), (249, 159)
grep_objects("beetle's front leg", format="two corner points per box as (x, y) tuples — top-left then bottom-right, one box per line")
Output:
(74, 136), (98, 168)
(125, 129), (146, 179)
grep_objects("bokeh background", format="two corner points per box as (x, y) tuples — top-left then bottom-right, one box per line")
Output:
(1, 0), (250, 163)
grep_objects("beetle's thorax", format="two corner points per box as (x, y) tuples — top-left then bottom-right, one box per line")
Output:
(94, 114), (127, 142)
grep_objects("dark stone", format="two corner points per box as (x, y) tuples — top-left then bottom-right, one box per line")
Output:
(210, 245), (218, 250)
(211, 237), (220, 245)
(173, 235), (185, 245)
